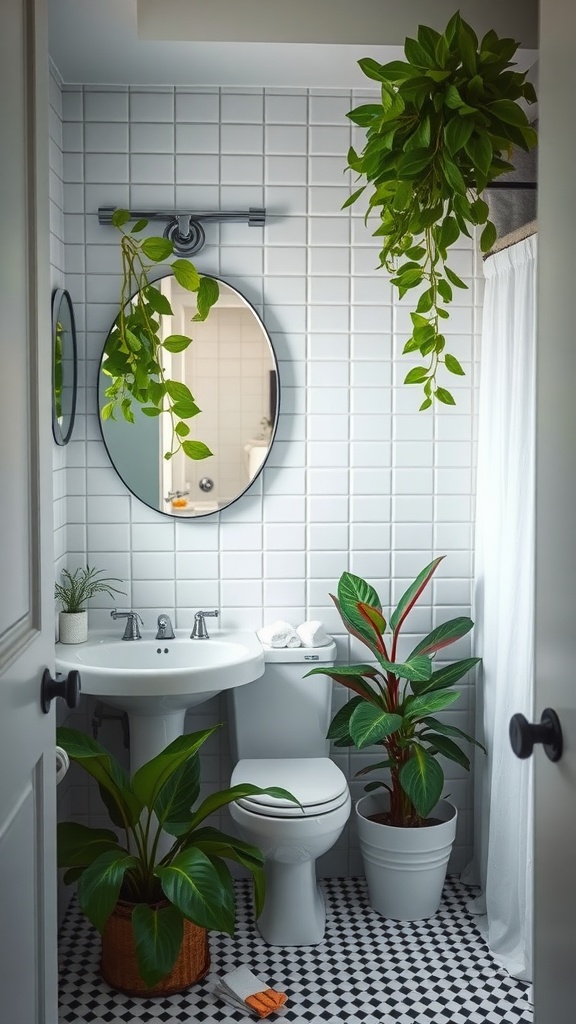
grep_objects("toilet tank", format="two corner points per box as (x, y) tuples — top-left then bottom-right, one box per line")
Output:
(228, 642), (337, 761)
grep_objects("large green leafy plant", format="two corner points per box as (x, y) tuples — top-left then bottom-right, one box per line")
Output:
(101, 210), (220, 463)
(305, 557), (484, 826)
(57, 726), (297, 988)
(346, 11), (537, 407)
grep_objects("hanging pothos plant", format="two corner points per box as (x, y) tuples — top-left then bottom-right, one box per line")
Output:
(101, 210), (219, 462)
(346, 11), (537, 407)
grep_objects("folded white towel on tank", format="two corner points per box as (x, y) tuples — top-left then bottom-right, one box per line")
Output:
(296, 620), (332, 647)
(257, 619), (301, 648)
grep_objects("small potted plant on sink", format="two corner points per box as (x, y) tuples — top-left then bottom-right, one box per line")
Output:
(55, 565), (125, 644)
(56, 725), (298, 995)
(305, 556), (484, 920)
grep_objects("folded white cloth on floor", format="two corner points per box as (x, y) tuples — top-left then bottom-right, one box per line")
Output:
(296, 620), (331, 647)
(213, 965), (288, 1018)
(257, 620), (301, 648)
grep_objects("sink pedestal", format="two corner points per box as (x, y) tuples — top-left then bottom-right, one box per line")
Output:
(106, 705), (188, 772)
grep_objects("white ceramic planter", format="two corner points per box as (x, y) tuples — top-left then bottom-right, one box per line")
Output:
(58, 611), (87, 644)
(355, 793), (457, 921)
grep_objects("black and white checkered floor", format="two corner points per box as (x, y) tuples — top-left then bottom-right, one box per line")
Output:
(58, 877), (532, 1024)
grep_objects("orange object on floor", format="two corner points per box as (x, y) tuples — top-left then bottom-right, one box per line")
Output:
(245, 987), (287, 1018)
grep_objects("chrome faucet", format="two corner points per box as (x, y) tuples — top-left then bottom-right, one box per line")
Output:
(111, 609), (143, 641)
(156, 614), (175, 640)
(190, 609), (219, 639)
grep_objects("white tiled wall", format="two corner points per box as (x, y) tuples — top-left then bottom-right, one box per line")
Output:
(54, 83), (481, 878)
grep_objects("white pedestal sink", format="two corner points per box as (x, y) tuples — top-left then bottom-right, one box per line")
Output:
(55, 629), (265, 771)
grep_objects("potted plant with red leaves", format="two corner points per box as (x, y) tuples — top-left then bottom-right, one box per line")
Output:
(305, 556), (483, 920)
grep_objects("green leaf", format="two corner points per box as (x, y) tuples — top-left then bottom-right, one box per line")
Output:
(421, 733), (470, 770)
(77, 850), (139, 933)
(390, 557), (444, 633)
(445, 116), (474, 155)
(400, 747), (444, 818)
(132, 729), (216, 811)
(111, 209), (130, 228)
(486, 99), (529, 128)
(156, 847), (234, 933)
(56, 727), (141, 828)
(443, 159), (466, 195)
(171, 399), (201, 420)
(342, 185), (366, 209)
(480, 221), (497, 253)
(409, 617), (473, 658)
(181, 440), (213, 461)
(357, 58), (387, 83)
(326, 696), (365, 743)
(154, 754), (201, 836)
(355, 758), (395, 777)
(163, 334), (193, 353)
(444, 85), (464, 110)
(397, 149), (433, 178)
(56, 822), (120, 869)
(304, 664), (380, 703)
(141, 406), (163, 417)
(405, 366), (429, 385)
(445, 266), (468, 289)
(131, 218), (149, 233)
(189, 828), (266, 916)
(337, 572), (382, 646)
(411, 658), (481, 695)
(376, 653), (433, 683)
(132, 904), (184, 989)
(165, 380), (194, 404)
(141, 236), (174, 262)
(445, 353), (465, 376)
(175, 421), (190, 438)
(349, 704), (403, 748)
(435, 386), (456, 405)
(371, 60), (421, 83)
(187, 784), (300, 834)
(145, 287), (173, 317)
(171, 258), (200, 291)
(404, 689), (460, 720)
(404, 36), (432, 70)
(194, 277), (220, 320)
(438, 216), (460, 250)
(465, 133), (493, 177)
(419, 715), (486, 752)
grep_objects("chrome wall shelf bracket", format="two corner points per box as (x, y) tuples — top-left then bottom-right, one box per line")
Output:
(98, 206), (266, 257)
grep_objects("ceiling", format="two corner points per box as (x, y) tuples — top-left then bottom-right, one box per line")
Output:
(49, 0), (538, 89)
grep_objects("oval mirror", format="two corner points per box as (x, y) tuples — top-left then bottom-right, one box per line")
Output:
(52, 288), (78, 446)
(98, 274), (279, 518)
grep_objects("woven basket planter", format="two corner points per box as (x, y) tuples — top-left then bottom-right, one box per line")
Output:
(100, 901), (210, 997)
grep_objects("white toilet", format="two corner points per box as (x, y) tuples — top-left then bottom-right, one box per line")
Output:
(228, 643), (351, 946)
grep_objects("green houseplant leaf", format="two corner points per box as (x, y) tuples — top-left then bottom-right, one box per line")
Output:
(56, 725), (300, 992)
(308, 557), (482, 826)
(345, 12), (537, 406)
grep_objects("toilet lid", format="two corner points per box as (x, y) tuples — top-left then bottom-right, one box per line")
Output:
(231, 757), (349, 818)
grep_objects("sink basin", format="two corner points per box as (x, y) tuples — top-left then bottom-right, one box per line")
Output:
(56, 628), (265, 770)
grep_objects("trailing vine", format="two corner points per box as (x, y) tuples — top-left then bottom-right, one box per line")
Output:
(101, 210), (219, 462)
(346, 11), (537, 407)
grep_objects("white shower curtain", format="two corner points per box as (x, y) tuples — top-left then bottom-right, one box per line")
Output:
(467, 234), (537, 982)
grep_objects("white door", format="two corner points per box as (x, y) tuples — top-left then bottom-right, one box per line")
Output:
(534, 1), (576, 1021)
(0, 0), (58, 1022)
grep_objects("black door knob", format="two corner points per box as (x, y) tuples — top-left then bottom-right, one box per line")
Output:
(509, 707), (563, 762)
(41, 669), (81, 714)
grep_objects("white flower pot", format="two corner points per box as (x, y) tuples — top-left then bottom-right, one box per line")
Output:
(58, 611), (87, 644)
(355, 793), (457, 921)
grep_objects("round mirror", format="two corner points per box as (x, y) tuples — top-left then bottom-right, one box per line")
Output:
(98, 274), (279, 518)
(52, 288), (78, 446)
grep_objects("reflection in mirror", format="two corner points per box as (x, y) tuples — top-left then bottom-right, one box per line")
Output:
(99, 275), (279, 518)
(52, 288), (78, 446)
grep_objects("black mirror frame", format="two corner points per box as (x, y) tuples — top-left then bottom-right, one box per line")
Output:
(51, 288), (78, 446)
(97, 273), (281, 519)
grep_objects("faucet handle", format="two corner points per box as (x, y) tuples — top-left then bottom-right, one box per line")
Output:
(191, 609), (219, 639)
(111, 609), (143, 641)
